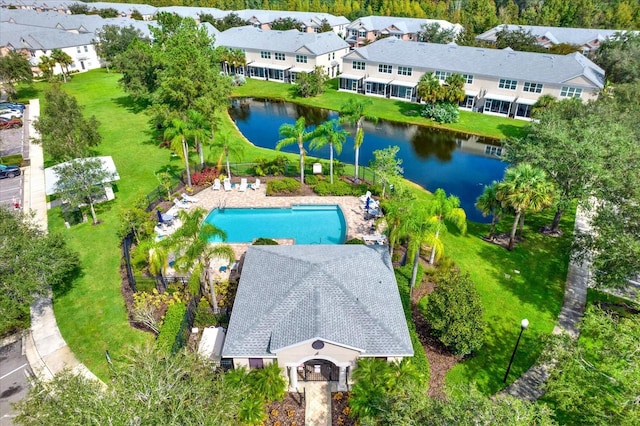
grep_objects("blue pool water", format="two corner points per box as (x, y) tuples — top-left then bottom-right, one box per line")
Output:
(204, 205), (346, 244)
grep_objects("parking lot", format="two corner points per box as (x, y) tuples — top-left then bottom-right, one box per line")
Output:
(0, 108), (28, 209)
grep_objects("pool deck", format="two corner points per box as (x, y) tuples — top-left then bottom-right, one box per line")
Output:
(174, 181), (381, 267)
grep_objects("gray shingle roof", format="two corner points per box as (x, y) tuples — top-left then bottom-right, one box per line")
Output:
(346, 15), (462, 34)
(476, 24), (634, 46)
(215, 25), (349, 55)
(346, 37), (605, 88)
(1, 21), (94, 49)
(222, 245), (414, 358)
(234, 9), (349, 27)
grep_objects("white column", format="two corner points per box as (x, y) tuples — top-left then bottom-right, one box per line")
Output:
(289, 366), (298, 391)
(338, 366), (347, 391)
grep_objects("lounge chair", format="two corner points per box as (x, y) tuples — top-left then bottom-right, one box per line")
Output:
(362, 234), (387, 245)
(252, 178), (261, 190)
(359, 191), (372, 203)
(173, 198), (189, 209)
(223, 178), (232, 192)
(238, 178), (248, 192)
(181, 193), (199, 203)
(212, 178), (221, 191)
(362, 198), (379, 211)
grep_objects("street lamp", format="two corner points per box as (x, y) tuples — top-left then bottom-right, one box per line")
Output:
(503, 318), (529, 383)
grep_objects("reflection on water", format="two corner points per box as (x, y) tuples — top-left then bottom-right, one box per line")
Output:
(229, 98), (508, 223)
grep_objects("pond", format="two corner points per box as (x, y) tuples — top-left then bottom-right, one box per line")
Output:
(229, 98), (508, 223)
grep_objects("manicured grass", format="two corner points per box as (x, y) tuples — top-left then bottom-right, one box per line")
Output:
(443, 209), (573, 394)
(28, 70), (565, 389)
(231, 79), (529, 140)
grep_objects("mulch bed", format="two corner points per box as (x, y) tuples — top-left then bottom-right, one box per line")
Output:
(331, 392), (356, 426)
(264, 393), (306, 426)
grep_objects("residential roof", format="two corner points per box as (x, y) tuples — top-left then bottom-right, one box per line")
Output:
(1, 21), (95, 49)
(215, 25), (349, 55)
(476, 24), (634, 47)
(44, 156), (120, 195)
(346, 15), (463, 34)
(84, 1), (157, 16)
(345, 37), (605, 88)
(233, 9), (349, 27)
(156, 5), (226, 20)
(222, 245), (414, 358)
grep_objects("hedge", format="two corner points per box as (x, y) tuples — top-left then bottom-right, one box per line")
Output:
(0, 154), (23, 166)
(156, 302), (186, 353)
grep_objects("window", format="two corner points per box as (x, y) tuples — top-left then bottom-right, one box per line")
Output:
(397, 66), (412, 76)
(358, 30), (366, 38)
(260, 51), (271, 59)
(248, 358), (263, 369)
(274, 52), (285, 61)
(352, 61), (365, 70)
(523, 82), (543, 93)
(84, 45), (88, 52)
(462, 74), (474, 84)
(378, 64), (393, 74)
(350, 29), (358, 36)
(76, 47), (81, 53)
(332, 52), (335, 60)
(296, 54), (308, 63)
(434, 70), (451, 82)
(560, 86), (583, 98)
(498, 79), (518, 90)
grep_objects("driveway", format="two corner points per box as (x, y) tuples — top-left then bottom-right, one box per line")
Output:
(0, 110), (28, 209)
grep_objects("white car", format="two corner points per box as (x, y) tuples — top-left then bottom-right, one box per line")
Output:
(0, 110), (22, 119)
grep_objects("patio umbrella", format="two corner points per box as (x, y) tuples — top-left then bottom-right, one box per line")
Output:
(157, 209), (164, 224)
(365, 196), (371, 210)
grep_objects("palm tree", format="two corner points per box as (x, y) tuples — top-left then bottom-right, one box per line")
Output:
(201, 244), (235, 314)
(37, 56), (56, 81)
(379, 188), (413, 260)
(443, 73), (466, 103)
(276, 117), (316, 184)
(136, 238), (169, 293)
(416, 72), (443, 103)
(402, 201), (438, 295)
(229, 48), (246, 74)
(339, 99), (377, 182)
(496, 163), (556, 250)
(50, 49), (72, 83)
(214, 130), (245, 179)
(475, 182), (502, 239)
(186, 110), (210, 169)
(309, 119), (347, 184)
(427, 188), (467, 264)
(164, 117), (194, 188)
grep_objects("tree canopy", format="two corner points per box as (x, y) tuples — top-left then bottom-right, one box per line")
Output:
(95, 25), (150, 71)
(0, 51), (32, 100)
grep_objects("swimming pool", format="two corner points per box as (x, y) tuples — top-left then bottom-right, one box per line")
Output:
(204, 205), (347, 244)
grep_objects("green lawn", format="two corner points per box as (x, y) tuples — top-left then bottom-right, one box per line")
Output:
(231, 79), (529, 140)
(22, 70), (566, 389)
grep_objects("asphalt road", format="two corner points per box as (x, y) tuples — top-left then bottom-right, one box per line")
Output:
(0, 337), (30, 426)
(0, 113), (27, 209)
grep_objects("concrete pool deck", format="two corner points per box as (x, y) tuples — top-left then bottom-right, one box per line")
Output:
(180, 180), (380, 262)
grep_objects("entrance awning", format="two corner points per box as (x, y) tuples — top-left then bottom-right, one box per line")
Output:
(484, 93), (516, 102)
(516, 98), (537, 105)
(338, 73), (364, 80)
(365, 77), (392, 84)
(390, 80), (416, 88)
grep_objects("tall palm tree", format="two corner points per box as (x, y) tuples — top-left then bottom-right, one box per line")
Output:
(416, 72), (443, 103)
(186, 110), (210, 169)
(496, 163), (556, 250)
(443, 73), (466, 103)
(214, 130), (245, 179)
(475, 181), (502, 239)
(379, 188), (414, 260)
(340, 99), (377, 182)
(201, 244), (235, 313)
(229, 48), (246, 74)
(276, 117), (316, 184)
(37, 56), (56, 81)
(164, 117), (194, 188)
(427, 188), (467, 264)
(309, 119), (347, 184)
(136, 238), (169, 293)
(402, 201), (438, 295)
(50, 49), (72, 83)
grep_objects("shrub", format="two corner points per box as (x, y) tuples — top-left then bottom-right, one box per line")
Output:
(253, 156), (288, 176)
(191, 167), (218, 186)
(193, 297), (216, 328)
(421, 101), (460, 123)
(345, 238), (365, 245)
(305, 174), (319, 186)
(266, 177), (301, 195)
(156, 301), (186, 353)
(313, 180), (358, 196)
(253, 238), (278, 245)
(248, 362), (287, 402)
(0, 154), (23, 166)
(424, 271), (485, 356)
(232, 74), (246, 86)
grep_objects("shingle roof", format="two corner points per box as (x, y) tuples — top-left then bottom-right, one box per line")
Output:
(1, 21), (94, 49)
(222, 245), (413, 358)
(233, 9), (349, 27)
(476, 24), (634, 46)
(215, 25), (349, 55)
(345, 37), (605, 88)
(346, 15), (462, 34)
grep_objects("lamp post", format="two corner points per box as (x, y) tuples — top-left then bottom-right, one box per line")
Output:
(503, 318), (529, 383)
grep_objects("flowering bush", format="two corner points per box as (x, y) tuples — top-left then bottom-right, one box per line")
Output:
(191, 168), (218, 186)
(421, 101), (460, 123)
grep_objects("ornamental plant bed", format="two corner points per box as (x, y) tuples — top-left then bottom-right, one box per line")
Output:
(264, 393), (305, 426)
(331, 392), (356, 426)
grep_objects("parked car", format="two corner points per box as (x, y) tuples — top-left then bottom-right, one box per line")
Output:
(0, 110), (22, 119)
(0, 118), (22, 129)
(0, 164), (21, 179)
(0, 102), (25, 112)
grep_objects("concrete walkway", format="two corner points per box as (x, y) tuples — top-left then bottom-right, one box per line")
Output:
(22, 99), (98, 383)
(502, 206), (591, 401)
(301, 382), (332, 426)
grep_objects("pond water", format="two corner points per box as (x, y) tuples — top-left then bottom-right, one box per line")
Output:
(229, 98), (508, 223)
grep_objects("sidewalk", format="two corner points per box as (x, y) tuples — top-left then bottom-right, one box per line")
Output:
(22, 99), (99, 383)
(502, 206), (590, 401)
